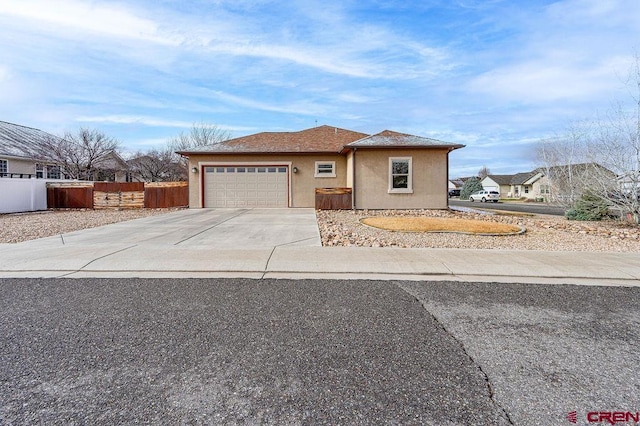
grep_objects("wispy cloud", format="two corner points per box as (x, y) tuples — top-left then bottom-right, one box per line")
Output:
(75, 115), (254, 133)
(0, 0), (176, 44)
(1, 0), (639, 177)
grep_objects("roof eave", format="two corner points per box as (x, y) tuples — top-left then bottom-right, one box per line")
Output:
(176, 150), (344, 156)
(344, 144), (465, 150)
(0, 152), (50, 161)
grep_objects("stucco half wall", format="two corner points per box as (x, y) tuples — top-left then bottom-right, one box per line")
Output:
(353, 148), (449, 210)
(187, 154), (347, 208)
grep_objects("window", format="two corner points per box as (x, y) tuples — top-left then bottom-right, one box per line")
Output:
(0, 159), (7, 175)
(314, 161), (336, 178)
(47, 165), (61, 179)
(524, 186), (529, 194)
(389, 157), (412, 193)
(35, 163), (44, 178)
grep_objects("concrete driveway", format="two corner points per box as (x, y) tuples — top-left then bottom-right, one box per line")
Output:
(19, 208), (322, 249)
(1, 208), (640, 285)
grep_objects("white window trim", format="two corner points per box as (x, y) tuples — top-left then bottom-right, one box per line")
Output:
(388, 157), (413, 194)
(314, 161), (336, 178)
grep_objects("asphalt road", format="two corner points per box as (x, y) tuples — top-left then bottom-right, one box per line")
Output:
(449, 199), (566, 216)
(1, 279), (638, 425)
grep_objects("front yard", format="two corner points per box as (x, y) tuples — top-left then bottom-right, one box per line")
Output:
(316, 209), (640, 252)
(2, 207), (639, 252)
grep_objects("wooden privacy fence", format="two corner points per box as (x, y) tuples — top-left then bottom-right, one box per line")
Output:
(315, 187), (353, 210)
(144, 182), (189, 209)
(47, 182), (188, 209)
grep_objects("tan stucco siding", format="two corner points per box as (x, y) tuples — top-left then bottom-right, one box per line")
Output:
(353, 149), (449, 210)
(186, 154), (347, 208)
(346, 151), (354, 188)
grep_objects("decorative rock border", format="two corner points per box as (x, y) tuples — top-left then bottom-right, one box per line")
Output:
(358, 217), (526, 236)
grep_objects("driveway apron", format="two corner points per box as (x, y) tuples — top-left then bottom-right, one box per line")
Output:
(16, 208), (322, 249)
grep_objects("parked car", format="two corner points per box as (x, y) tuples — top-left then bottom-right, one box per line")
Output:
(469, 190), (500, 203)
(448, 188), (461, 197)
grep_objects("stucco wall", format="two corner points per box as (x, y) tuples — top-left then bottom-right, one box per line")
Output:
(187, 154), (347, 208)
(353, 149), (449, 210)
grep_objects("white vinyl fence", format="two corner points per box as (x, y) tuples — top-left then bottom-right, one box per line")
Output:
(0, 178), (56, 213)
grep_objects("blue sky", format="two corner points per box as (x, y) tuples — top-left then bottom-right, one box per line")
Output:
(0, 0), (638, 177)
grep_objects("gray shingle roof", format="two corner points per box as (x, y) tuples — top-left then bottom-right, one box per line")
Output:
(0, 121), (61, 160)
(486, 174), (515, 185)
(347, 130), (464, 149)
(510, 171), (538, 185)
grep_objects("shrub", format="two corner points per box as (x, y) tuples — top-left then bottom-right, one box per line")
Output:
(460, 178), (483, 200)
(565, 191), (612, 221)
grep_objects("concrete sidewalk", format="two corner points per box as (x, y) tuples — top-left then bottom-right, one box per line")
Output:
(0, 243), (639, 286)
(1, 208), (638, 285)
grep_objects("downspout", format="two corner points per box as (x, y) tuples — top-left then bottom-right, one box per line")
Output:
(352, 148), (357, 209)
(446, 148), (450, 208)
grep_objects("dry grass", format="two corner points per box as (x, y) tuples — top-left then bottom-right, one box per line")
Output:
(360, 216), (523, 235)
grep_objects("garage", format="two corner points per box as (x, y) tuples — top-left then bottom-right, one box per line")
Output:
(203, 165), (289, 208)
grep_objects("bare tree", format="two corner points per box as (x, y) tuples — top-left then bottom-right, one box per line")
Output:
(40, 128), (121, 180)
(477, 165), (491, 179)
(168, 122), (232, 152)
(535, 54), (640, 222)
(535, 122), (592, 207)
(128, 148), (186, 182)
(168, 122), (232, 174)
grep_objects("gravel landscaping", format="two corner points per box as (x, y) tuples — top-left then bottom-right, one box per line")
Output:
(316, 209), (640, 252)
(2, 207), (639, 252)
(0, 209), (178, 243)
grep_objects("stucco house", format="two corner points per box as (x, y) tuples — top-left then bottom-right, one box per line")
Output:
(177, 125), (464, 209)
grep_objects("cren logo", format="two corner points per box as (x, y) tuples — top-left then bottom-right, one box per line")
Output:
(567, 411), (578, 423)
(587, 412), (640, 425)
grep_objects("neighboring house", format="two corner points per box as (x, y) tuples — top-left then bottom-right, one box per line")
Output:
(0, 120), (127, 182)
(0, 120), (65, 179)
(481, 171), (549, 200)
(482, 175), (514, 197)
(509, 171), (544, 199)
(482, 163), (615, 201)
(448, 178), (467, 190)
(90, 151), (128, 182)
(177, 125), (464, 209)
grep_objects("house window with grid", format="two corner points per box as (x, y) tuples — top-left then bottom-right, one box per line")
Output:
(0, 159), (7, 176)
(314, 161), (336, 178)
(35, 163), (45, 178)
(389, 157), (413, 193)
(47, 165), (61, 179)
